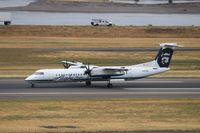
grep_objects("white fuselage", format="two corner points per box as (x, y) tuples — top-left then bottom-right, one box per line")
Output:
(25, 66), (169, 84)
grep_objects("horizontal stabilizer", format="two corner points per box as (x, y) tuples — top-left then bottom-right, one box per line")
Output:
(160, 43), (180, 49)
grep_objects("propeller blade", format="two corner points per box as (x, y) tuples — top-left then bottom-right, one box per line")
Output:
(84, 64), (91, 76)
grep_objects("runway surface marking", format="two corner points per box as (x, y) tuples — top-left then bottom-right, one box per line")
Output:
(124, 87), (200, 90)
(127, 80), (183, 83)
(111, 80), (184, 84)
(1, 90), (200, 95)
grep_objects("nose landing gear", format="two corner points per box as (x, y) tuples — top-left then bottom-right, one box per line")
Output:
(31, 84), (35, 88)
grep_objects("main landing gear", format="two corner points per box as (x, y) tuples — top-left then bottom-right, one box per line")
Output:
(85, 81), (91, 86)
(107, 80), (113, 88)
(107, 83), (113, 88)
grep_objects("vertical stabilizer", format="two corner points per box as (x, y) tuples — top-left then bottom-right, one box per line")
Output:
(155, 43), (178, 68)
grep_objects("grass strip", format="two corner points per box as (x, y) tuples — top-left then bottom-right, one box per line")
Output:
(0, 99), (200, 132)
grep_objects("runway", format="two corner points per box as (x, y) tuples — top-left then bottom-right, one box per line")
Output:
(0, 78), (200, 99)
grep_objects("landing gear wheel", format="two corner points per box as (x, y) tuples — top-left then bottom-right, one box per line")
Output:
(4, 21), (11, 26)
(86, 81), (91, 86)
(31, 84), (35, 88)
(107, 83), (113, 88)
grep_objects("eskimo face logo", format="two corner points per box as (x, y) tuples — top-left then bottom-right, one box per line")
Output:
(157, 48), (173, 67)
(161, 52), (170, 65)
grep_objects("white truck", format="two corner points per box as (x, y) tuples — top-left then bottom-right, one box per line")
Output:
(91, 19), (112, 26)
(0, 12), (11, 25)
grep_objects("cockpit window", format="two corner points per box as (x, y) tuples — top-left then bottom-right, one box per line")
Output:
(34, 72), (44, 75)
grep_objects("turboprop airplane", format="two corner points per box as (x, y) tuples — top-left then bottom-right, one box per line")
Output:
(25, 43), (179, 88)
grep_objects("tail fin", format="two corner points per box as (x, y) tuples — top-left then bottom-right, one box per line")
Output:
(155, 43), (178, 68)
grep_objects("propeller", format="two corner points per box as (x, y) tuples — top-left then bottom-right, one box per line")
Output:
(84, 64), (92, 76)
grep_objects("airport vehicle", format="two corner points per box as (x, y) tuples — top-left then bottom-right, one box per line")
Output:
(25, 43), (178, 88)
(91, 19), (112, 26)
(0, 12), (11, 25)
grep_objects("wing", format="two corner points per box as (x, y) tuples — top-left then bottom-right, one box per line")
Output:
(91, 67), (128, 77)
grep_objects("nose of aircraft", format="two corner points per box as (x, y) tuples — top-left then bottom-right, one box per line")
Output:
(25, 75), (33, 82)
